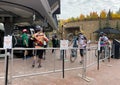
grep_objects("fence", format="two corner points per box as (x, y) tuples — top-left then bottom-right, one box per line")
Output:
(0, 48), (7, 85)
(0, 44), (112, 85)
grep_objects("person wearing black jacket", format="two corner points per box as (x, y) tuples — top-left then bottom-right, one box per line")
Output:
(52, 34), (59, 53)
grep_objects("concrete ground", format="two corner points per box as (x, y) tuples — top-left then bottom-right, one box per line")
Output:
(0, 47), (120, 85)
(10, 58), (120, 85)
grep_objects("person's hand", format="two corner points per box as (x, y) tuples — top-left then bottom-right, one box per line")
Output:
(26, 44), (28, 47)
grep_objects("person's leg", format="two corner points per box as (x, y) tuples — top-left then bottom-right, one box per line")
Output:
(43, 45), (47, 60)
(80, 49), (84, 64)
(52, 45), (56, 53)
(23, 50), (28, 59)
(32, 50), (37, 67)
(52, 44), (54, 53)
(38, 50), (44, 68)
(32, 55), (37, 67)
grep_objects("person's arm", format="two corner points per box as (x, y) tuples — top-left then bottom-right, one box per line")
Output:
(44, 34), (49, 42)
(84, 36), (87, 44)
(68, 39), (74, 47)
(24, 39), (28, 47)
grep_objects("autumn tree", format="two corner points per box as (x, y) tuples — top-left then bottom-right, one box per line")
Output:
(89, 12), (99, 20)
(66, 18), (73, 22)
(79, 14), (85, 20)
(59, 19), (66, 26)
(111, 12), (120, 19)
(100, 10), (107, 19)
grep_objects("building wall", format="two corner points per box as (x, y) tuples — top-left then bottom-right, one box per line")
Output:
(64, 19), (120, 41)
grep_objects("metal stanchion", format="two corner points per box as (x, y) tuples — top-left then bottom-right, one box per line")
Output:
(5, 49), (10, 85)
(78, 48), (93, 82)
(53, 48), (56, 72)
(9, 49), (14, 85)
(82, 49), (87, 78)
(62, 50), (65, 78)
(97, 50), (100, 70)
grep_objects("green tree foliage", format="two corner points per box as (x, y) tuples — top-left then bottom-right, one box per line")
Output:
(107, 9), (112, 19)
(86, 15), (91, 20)
(74, 17), (80, 21)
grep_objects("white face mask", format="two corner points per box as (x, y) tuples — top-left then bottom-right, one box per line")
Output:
(79, 35), (84, 39)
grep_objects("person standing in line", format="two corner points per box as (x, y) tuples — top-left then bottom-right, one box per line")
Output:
(51, 34), (59, 53)
(21, 29), (29, 59)
(32, 25), (49, 68)
(28, 35), (34, 58)
(98, 32), (109, 59)
(78, 32), (87, 64)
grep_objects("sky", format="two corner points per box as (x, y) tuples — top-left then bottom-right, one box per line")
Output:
(58, 0), (120, 19)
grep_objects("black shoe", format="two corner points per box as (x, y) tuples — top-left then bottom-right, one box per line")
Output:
(32, 64), (35, 68)
(38, 65), (42, 68)
(80, 60), (83, 64)
(102, 60), (104, 62)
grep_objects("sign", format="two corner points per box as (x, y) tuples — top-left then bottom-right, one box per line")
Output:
(4, 36), (12, 49)
(60, 40), (68, 49)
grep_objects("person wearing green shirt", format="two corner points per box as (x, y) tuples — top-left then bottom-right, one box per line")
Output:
(22, 29), (29, 59)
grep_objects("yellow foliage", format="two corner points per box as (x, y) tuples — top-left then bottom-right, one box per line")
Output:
(90, 12), (99, 19)
(80, 14), (85, 20)
(100, 10), (107, 19)
(111, 13), (120, 19)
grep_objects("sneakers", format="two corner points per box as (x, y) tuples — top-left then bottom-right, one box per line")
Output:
(32, 64), (35, 68)
(38, 64), (42, 68)
(32, 64), (42, 68)
(80, 60), (84, 64)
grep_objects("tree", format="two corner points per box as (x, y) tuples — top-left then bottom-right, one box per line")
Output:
(89, 12), (99, 20)
(100, 10), (107, 19)
(107, 9), (112, 20)
(116, 8), (120, 14)
(79, 14), (85, 20)
(86, 15), (91, 20)
(111, 12), (120, 19)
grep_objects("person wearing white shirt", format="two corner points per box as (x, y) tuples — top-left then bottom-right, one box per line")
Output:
(78, 32), (87, 64)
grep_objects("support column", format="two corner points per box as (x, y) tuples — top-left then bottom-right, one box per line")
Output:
(3, 17), (14, 36)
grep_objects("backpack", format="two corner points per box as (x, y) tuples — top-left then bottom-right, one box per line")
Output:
(73, 37), (78, 47)
(100, 36), (106, 46)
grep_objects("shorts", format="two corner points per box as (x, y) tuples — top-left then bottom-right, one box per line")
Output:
(100, 46), (105, 53)
(79, 49), (86, 57)
(34, 50), (44, 59)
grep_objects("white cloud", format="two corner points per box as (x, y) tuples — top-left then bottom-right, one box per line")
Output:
(58, 0), (120, 19)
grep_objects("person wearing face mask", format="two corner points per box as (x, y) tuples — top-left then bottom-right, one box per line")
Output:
(78, 32), (87, 64)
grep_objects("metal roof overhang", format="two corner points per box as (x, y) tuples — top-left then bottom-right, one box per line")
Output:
(0, 0), (60, 31)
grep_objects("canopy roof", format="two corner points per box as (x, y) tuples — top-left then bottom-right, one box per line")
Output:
(0, 0), (60, 31)
(93, 27), (120, 34)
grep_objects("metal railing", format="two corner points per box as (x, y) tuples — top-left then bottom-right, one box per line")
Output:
(0, 48), (7, 85)
(1, 44), (113, 85)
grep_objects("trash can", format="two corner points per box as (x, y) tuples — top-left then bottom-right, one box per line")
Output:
(113, 39), (120, 59)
